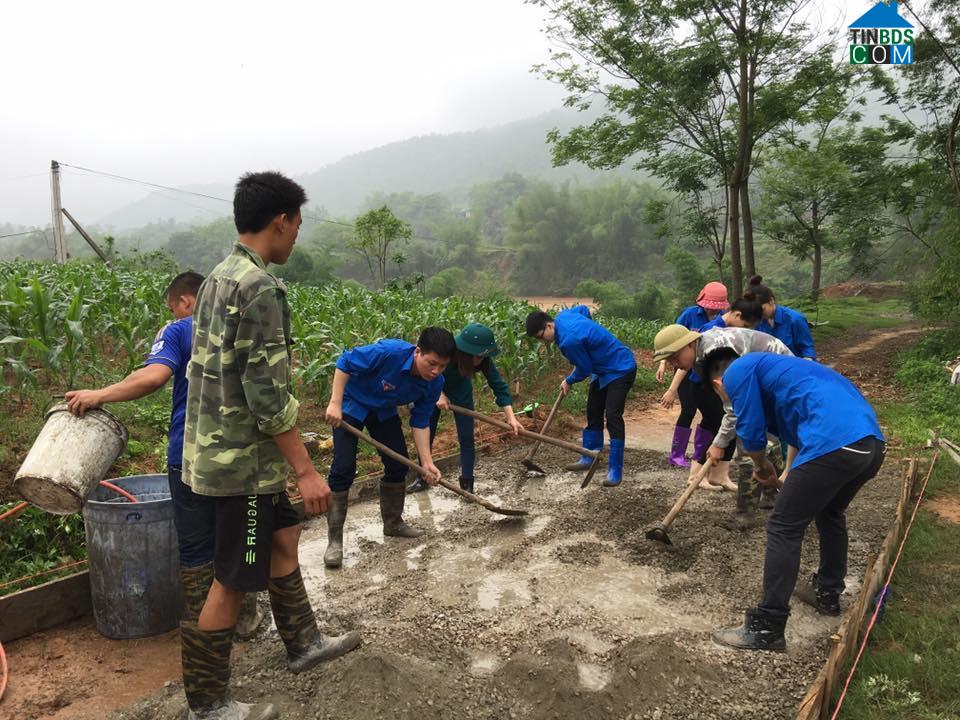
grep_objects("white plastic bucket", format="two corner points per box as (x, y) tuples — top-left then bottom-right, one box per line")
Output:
(14, 402), (128, 514)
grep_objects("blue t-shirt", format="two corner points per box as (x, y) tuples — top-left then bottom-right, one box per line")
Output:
(144, 316), (192, 467)
(676, 305), (712, 330)
(555, 305), (636, 388)
(757, 305), (816, 359)
(699, 314), (727, 333)
(723, 353), (883, 470)
(336, 339), (445, 429)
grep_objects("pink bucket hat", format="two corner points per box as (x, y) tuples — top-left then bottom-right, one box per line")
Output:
(696, 282), (730, 311)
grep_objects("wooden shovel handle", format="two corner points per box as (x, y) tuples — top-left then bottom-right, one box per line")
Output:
(524, 389), (565, 462)
(449, 404), (599, 458)
(659, 459), (715, 530)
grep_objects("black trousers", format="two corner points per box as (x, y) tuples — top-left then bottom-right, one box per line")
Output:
(758, 435), (886, 619)
(676, 374), (697, 428)
(328, 412), (409, 491)
(585, 368), (636, 441)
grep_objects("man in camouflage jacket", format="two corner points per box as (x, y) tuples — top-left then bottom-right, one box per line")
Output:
(179, 172), (360, 720)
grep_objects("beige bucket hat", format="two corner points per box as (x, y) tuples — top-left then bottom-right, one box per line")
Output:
(652, 324), (701, 361)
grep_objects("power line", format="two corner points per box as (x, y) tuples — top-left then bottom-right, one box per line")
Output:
(0, 230), (41, 240)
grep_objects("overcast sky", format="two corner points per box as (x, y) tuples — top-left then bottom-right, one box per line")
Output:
(1, 0), (862, 228)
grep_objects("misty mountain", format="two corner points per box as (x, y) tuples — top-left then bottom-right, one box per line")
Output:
(99, 108), (638, 229)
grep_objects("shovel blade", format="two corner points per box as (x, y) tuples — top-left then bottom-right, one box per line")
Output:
(522, 459), (547, 475)
(645, 526), (673, 545)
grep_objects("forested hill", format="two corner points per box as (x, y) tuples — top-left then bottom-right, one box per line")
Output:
(100, 108), (633, 229)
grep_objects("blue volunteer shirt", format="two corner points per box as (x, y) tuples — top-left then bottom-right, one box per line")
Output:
(723, 353), (883, 470)
(699, 314), (727, 332)
(336, 339), (445, 429)
(144, 316), (192, 467)
(676, 304), (712, 331)
(555, 305), (636, 388)
(757, 304), (816, 359)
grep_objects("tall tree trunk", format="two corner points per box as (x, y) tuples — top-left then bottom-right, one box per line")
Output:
(811, 200), (822, 299)
(740, 174), (756, 279)
(727, 180), (743, 296)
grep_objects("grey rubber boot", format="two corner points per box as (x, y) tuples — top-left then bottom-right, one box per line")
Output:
(713, 609), (787, 652)
(180, 562), (215, 622)
(268, 567), (362, 673)
(380, 480), (425, 538)
(323, 490), (349, 569)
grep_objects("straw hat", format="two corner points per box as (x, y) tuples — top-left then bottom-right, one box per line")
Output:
(653, 324), (701, 361)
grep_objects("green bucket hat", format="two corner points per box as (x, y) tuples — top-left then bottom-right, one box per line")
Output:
(652, 324), (701, 361)
(455, 323), (500, 358)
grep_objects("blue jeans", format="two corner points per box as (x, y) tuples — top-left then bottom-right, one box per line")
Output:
(427, 403), (476, 479)
(167, 466), (216, 568)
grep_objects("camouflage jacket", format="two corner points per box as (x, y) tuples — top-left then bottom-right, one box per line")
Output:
(694, 327), (793, 450)
(182, 243), (299, 496)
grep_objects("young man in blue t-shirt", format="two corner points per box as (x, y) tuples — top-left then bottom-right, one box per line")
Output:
(65, 272), (260, 631)
(525, 306), (637, 487)
(704, 350), (885, 652)
(322, 326), (456, 569)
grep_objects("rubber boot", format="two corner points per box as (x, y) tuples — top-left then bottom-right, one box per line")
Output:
(688, 461), (720, 491)
(459, 476), (475, 494)
(713, 608), (787, 653)
(235, 592), (265, 640)
(268, 567), (361, 673)
(668, 425), (692, 468)
(565, 429), (604, 471)
(793, 573), (841, 616)
(180, 562), (214, 622)
(323, 490), (349, 569)
(181, 623), (278, 720)
(603, 439), (625, 487)
(708, 460), (737, 491)
(758, 485), (779, 510)
(406, 475), (429, 493)
(692, 425), (713, 464)
(380, 481), (425, 538)
(735, 460), (753, 514)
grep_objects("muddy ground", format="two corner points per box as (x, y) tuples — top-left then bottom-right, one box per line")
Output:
(111, 440), (904, 720)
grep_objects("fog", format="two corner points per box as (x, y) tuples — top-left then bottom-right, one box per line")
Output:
(0, 0), (567, 226)
(1, 0), (860, 229)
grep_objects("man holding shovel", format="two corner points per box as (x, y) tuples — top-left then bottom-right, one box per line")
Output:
(525, 306), (636, 487)
(323, 327), (456, 568)
(707, 351), (885, 652)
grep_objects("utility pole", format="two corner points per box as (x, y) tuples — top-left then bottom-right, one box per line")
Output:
(50, 160), (67, 264)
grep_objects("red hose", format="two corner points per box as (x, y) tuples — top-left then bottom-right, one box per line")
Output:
(0, 502), (29, 522)
(0, 638), (7, 703)
(97, 481), (138, 503)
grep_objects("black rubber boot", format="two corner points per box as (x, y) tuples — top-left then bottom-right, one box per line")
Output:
(458, 476), (475, 494)
(713, 609), (787, 652)
(323, 490), (349, 569)
(406, 476), (430, 493)
(794, 573), (841, 616)
(181, 622), (278, 719)
(180, 562), (215, 622)
(268, 567), (361, 673)
(380, 481), (425, 538)
(735, 461), (754, 514)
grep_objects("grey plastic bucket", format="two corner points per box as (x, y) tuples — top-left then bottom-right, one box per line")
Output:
(15, 402), (128, 515)
(83, 474), (182, 639)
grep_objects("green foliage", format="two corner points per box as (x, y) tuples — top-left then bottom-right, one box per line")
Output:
(165, 217), (236, 273)
(425, 267), (469, 298)
(273, 247), (337, 287)
(349, 206), (413, 289)
(0, 505), (86, 592)
(665, 246), (708, 313)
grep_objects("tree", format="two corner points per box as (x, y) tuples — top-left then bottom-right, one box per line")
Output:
(531, 0), (839, 295)
(348, 206), (413, 289)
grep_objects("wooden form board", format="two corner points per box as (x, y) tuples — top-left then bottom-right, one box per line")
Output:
(795, 457), (920, 720)
(0, 570), (92, 643)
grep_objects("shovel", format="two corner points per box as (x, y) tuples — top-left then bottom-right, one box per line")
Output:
(522, 389), (564, 474)
(337, 421), (527, 517)
(448, 404), (604, 489)
(645, 458), (715, 545)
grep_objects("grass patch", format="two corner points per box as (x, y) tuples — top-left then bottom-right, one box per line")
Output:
(790, 296), (913, 343)
(832, 459), (960, 720)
